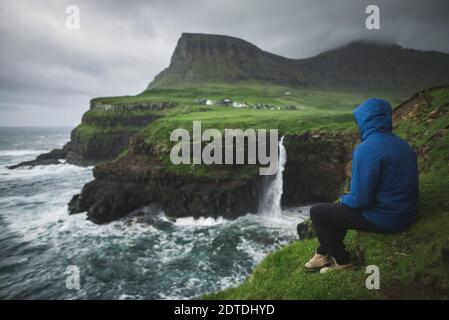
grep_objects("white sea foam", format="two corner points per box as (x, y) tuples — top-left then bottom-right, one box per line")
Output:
(173, 216), (228, 227)
(0, 149), (48, 157)
(0, 163), (93, 180)
(236, 237), (268, 264)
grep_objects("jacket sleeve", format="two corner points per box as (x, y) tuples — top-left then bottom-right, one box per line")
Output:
(341, 145), (380, 209)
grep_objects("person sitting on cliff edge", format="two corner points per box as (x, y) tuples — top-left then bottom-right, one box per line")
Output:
(305, 98), (419, 273)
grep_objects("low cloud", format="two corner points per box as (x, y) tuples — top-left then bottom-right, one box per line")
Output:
(1, 0), (448, 126)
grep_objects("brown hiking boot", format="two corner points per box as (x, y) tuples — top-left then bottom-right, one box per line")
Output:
(319, 257), (353, 274)
(304, 252), (330, 271)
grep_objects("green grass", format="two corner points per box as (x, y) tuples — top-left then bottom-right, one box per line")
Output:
(395, 87), (449, 171)
(84, 84), (407, 168)
(72, 123), (144, 139)
(78, 84), (394, 177)
(203, 87), (449, 299)
(92, 84), (406, 112)
(203, 231), (377, 299)
(113, 84), (404, 177)
(83, 108), (167, 119)
(431, 88), (449, 108)
(139, 108), (354, 177)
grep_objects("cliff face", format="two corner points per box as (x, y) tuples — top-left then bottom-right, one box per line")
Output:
(69, 134), (262, 223)
(62, 101), (175, 165)
(300, 42), (449, 91)
(282, 132), (356, 205)
(148, 33), (449, 92)
(68, 131), (355, 224)
(9, 101), (175, 168)
(149, 33), (307, 88)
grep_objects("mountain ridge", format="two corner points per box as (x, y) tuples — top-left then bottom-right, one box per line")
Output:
(147, 33), (449, 92)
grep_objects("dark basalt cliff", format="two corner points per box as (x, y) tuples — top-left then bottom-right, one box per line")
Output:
(282, 132), (356, 205)
(69, 131), (355, 224)
(148, 33), (309, 88)
(9, 101), (175, 168)
(69, 134), (262, 224)
(148, 33), (449, 92)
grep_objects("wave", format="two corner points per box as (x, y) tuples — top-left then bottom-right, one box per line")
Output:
(172, 216), (228, 227)
(0, 163), (93, 181)
(0, 149), (48, 157)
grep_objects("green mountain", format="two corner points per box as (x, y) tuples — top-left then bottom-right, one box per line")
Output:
(148, 33), (449, 92)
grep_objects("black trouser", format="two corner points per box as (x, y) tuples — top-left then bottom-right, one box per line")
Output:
(309, 203), (388, 265)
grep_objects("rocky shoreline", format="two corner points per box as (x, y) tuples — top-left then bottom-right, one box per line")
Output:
(68, 154), (261, 224)
(67, 131), (356, 224)
(8, 101), (175, 169)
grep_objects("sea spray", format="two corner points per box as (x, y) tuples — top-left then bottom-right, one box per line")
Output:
(258, 136), (287, 218)
(0, 128), (304, 299)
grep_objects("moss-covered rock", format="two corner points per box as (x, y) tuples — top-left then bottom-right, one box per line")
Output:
(296, 219), (316, 240)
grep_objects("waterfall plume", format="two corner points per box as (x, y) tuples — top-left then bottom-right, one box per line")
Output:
(258, 136), (287, 218)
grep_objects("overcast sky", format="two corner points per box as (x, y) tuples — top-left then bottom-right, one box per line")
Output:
(1, 0), (448, 126)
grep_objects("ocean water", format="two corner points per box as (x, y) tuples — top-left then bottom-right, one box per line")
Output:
(0, 127), (308, 299)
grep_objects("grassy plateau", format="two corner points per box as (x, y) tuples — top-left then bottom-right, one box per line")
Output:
(91, 84), (406, 177)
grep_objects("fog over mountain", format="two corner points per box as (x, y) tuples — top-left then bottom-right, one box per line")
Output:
(1, 0), (449, 126)
(148, 33), (449, 91)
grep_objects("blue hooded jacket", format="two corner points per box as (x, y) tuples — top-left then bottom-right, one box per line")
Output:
(341, 98), (419, 233)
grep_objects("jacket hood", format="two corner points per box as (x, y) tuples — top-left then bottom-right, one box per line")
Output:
(353, 98), (392, 140)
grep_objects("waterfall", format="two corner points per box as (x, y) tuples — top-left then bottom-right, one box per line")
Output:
(258, 136), (287, 218)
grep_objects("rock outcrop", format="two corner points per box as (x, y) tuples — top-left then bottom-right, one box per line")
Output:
(7, 148), (67, 169)
(282, 132), (356, 205)
(69, 135), (262, 223)
(9, 101), (175, 168)
(148, 33), (309, 89)
(69, 130), (356, 224)
(148, 33), (449, 92)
